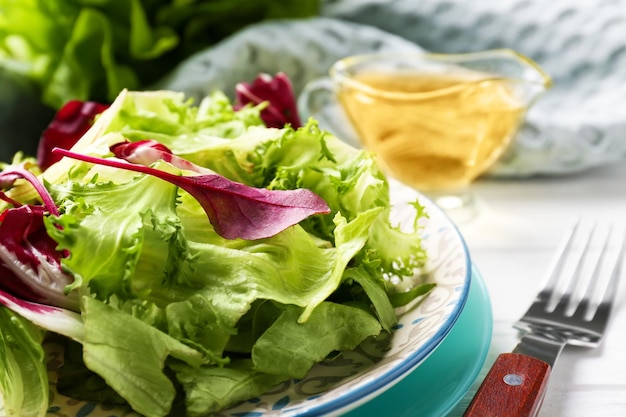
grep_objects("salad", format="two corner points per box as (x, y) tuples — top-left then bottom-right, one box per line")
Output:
(0, 74), (431, 417)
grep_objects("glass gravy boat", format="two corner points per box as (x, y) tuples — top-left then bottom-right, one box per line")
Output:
(300, 49), (551, 221)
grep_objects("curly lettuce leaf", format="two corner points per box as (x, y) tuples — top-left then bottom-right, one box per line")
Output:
(169, 204), (382, 325)
(46, 161), (183, 300)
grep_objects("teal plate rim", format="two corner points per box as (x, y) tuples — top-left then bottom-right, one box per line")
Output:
(344, 264), (493, 417)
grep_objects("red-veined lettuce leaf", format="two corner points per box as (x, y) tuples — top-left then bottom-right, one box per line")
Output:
(53, 146), (330, 240)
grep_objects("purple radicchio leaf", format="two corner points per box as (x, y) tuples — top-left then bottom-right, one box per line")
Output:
(37, 100), (110, 170)
(0, 164), (59, 216)
(0, 205), (78, 311)
(53, 146), (330, 240)
(234, 72), (302, 128)
(0, 165), (77, 311)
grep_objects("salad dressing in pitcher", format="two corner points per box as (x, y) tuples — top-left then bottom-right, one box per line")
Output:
(338, 71), (526, 191)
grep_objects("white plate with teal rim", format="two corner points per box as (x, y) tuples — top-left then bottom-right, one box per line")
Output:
(43, 180), (472, 417)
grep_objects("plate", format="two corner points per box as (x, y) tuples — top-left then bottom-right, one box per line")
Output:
(43, 181), (472, 417)
(344, 264), (492, 417)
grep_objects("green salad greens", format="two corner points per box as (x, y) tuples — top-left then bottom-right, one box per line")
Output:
(0, 89), (431, 416)
(0, 307), (48, 417)
(0, 0), (319, 109)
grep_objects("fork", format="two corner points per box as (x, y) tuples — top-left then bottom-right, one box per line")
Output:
(463, 222), (626, 417)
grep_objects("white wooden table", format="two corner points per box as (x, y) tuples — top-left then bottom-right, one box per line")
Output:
(447, 161), (626, 417)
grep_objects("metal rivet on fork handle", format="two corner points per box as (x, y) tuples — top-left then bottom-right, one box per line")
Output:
(503, 374), (524, 386)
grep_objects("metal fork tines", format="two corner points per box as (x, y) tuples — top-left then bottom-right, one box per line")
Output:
(514, 221), (626, 350)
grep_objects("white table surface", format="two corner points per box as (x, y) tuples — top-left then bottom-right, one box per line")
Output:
(445, 160), (626, 416)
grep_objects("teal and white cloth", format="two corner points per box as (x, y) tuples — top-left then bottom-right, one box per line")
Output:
(157, 0), (626, 177)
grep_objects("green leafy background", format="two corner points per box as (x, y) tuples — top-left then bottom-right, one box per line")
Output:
(0, 0), (319, 109)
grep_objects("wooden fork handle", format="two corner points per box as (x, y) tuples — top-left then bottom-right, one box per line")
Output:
(463, 353), (552, 417)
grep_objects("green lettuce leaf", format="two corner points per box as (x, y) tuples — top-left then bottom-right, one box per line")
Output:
(173, 359), (286, 417)
(343, 266), (397, 332)
(0, 306), (47, 417)
(167, 204), (382, 322)
(252, 302), (382, 379)
(81, 295), (205, 417)
(46, 160), (184, 300)
(165, 295), (234, 365)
